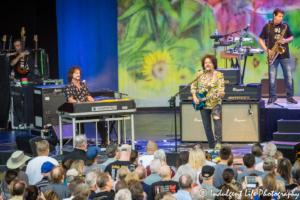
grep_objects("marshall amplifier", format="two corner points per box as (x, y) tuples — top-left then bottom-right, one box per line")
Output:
(33, 85), (67, 128)
(217, 68), (241, 85)
(223, 84), (262, 101)
(179, 85), (192, 100)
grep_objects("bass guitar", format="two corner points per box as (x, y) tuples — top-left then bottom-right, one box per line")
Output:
(192, 91), (225, 111)
(16, 27), (29, 75)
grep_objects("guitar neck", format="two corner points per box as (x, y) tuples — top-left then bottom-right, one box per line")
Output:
(35, 42), (38, 67)
(2, 42), (5, 50)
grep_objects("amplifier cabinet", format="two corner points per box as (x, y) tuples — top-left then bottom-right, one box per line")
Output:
(217, 68), (241, 85)
(180, 100), (266, 142)
(179, 85), (192, 101)
(223, 84), (261, 101)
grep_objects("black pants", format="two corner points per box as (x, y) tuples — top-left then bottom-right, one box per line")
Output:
(200, 104), (222, 148)
(77, 119), (107, 144)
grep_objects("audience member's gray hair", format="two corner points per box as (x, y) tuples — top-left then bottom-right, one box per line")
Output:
(173, 165), (197, 183)
(292, 166), (300, 181)
(75, 135), (87, 148)
(263, 142), (277, 157)
(154, 149), (166, 161)
(66, 169), (79, 183)
(115, 189), (132, 200)
(90, 167), (103, 177)
(191, 186), (205, 200)
(150, 159), (162, 173)
(85, 172), (97, 188)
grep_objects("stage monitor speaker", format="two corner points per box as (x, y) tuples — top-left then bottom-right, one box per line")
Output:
(180, 101), (214, 142)
(16, 134), (55, 157)
(166, 152), (179, 167)
(261, 79), (294, 98)
(273, 141), (300, 163)
(222, 100), (265, 142)
(47, 124), (73, 146)
(180, 100), (265, 142)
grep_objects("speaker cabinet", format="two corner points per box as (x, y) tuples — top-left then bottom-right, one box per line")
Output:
(222, 100), (265, 142)
(180, 101), (214, 142)
(180, 100), (266, 142)
(273, 141), (300, 163)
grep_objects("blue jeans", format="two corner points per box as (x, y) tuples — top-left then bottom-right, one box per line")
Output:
(269, 58), (293, 100)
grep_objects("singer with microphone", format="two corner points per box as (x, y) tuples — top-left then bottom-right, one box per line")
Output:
(191, 55), (224, 150)
(65, 65), (107, 146)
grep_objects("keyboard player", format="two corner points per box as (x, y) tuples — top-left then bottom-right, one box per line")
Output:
(65, 66), (107, 146)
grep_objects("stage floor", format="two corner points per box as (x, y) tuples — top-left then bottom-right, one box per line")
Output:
(264, 97), (300, 109)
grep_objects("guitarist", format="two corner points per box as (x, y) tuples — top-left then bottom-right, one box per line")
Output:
(7, 39), (35, 80)
(191, 54), (224, 150)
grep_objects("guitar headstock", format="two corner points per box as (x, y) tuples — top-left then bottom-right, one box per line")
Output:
(21, 27), (25, 36)
(2, 35), (7, 42)
(34, 35), (38, 42)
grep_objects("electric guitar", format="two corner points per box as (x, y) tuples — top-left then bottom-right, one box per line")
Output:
(16, 27), (29, 75)
(33, 35), (41, 77)
(2, 35), (6, 50)
(192, 91), (225, 111)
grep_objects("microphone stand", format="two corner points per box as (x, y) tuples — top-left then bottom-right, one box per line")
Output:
(168, 72), (206, 152)
(87, 85), (128, 99)
(266, 22), (283, 107)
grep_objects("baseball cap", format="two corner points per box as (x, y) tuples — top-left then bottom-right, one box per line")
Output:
(119, 144), (132, 152)
(41, 161), (54, 173)
(86, 146), (101, 159)
(263, 157), (276, 167)
(201, 165), (215, 178)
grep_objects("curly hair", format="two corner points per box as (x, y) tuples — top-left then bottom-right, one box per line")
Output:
(201, 54), (218, 70)
(67, 66), (82, 82)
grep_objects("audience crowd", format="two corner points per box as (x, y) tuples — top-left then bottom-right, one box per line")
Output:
(1, 134), (300, 200)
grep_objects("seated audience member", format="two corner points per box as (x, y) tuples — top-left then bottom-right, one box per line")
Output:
(130, 150), (139, 166)
(73, 183), (91, 200)
(255, 142), (277, 172)
(102, 143), (120, 166)
(144, 159), (162, 185)
(135, 166), (150, 195)
(191, 186), (205, 200)
(130, 183), (145, 200)
(24, 186), (40, 200)
(127, 179), (141, 191)
(84, 146), (105, 175)
(175, 151), (189, 171)
(240, 174), (262, 200)
(93, 172), (115, 200)
(262, 173), (278, 199)
(148, 165), (179, 200)
(85, 172), (98, 199)
(125, 172), (140, 183)
(2, 169), (18, 200)
(1, 150), (30, 192)
(220, 185), (236, 200)
(66, 169), (79, 183)
(10, 180), (26, 200)
(62, 135), (87, 166)
(237, 154), (262, 183)
(117, 166), (131, 181)
(172, 165), (197, 186)
(115, 189), (132, 200)
(147, 149), (175, 177)
(9, 179), (18, 198)
(65, 178), (85, 200)
(213, 146), (238, 188)
(139, 141), (158, 168)
(287, 166), (300, 192)
(240, 189), (254, 200)
(259, 157), (288, 185)
(187, 148), (207, 185)
(241, 143), (264, 172)
(221, 168), (241, 192)
(63, 159), (74, 185)
(291, 168), (300, 200)
(35, 161), (54, 190)
(154, 191), (173, 200)
(44, 190), (60, 200)
(172, 174), (193, 200)
(41, 166), (70, 199)
(70, 160), (85, 176)
(193, 142), (216, 166)
(115, 180), (128, 194)
(105, 144), (137, 181)
(26, 140), (59, 185)
(276, 157), (293, 184)
(200, 165), (220, 200)
(275, 151), (283, 160)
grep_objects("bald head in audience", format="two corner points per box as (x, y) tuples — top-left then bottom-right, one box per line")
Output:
(135, 166), (147, 182)
(159, 165), (172, 181)
(146, 141), (158, 154)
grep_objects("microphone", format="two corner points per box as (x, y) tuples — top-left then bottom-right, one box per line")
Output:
(242, 24), (250, 32)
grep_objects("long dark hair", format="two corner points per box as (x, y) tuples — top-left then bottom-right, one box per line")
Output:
(67, 66), (82, 82)
(24, 185), (39, 200)
(175, 151), (189, 170)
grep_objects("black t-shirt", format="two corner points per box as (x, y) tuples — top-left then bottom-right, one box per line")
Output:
(61, 148), (87, 166)
(259, 21), (293, 59)
(11, 47), (35, 79)
(104, 160), (137, 181)
(65, 81), (91, 102)
(147, 180), (179, 200)
(92, 191), (115, 200)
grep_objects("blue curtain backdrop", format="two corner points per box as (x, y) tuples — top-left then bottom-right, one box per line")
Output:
(56, 0), (118, 91)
